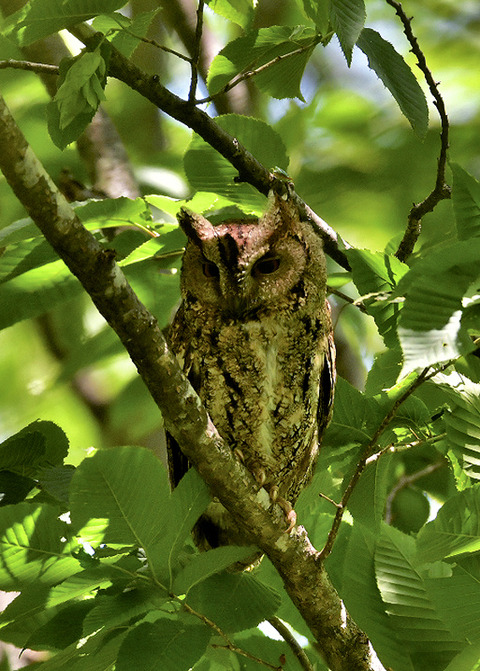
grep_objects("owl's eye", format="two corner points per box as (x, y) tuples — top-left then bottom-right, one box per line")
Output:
(202, 261), (219, 278)
(252, 256), (280, 277)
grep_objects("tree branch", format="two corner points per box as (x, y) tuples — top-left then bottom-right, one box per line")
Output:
(0, 59), (59, 74)
(0, 93), (372, 671)
(68, 23), (351, 271)
(385, 0), (451, 261)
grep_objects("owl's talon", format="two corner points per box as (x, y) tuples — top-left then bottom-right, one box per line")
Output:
(254, 467), (266, 486)
(277, 496), (296, 533)
(233, 448), (245, 463)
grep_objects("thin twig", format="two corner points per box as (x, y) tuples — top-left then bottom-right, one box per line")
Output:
(384, 461), (443, 524)
(195, 39), (320, 104)
(384, 0), (451, 261)
(319, 366), (432, 561)
(327, 286), (367, 313)
(189, 0), (205, 103)
(0, 59), (59, 74)
(182, 602), (283, 670)
(267, 617), (315, 671)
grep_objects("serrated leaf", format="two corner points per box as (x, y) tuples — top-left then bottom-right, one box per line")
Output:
(417, 484), (480, 563)
(396, 241), (480, 373)
(451, 162), (480, 240)
(331, 0), (366, 65)
(375, 525), (463, 668)
(82, 588), (167, 637)
(187, 572), (281, 633)
(172, 545), (257, 594)
(356, 28), (429, 138)
(117, 619), (210, 671)
(3, 0), (129, 46)
(444, 387), (480, 480)
(54, 51), (106, 130)
(208, 26), (317, 101)
(69, 447), (170, 553)
(184, 114), (287, 207)
(342, 524), (413, 671)
(0, 421), (69, 477)
(0, 503), (80, 590)
(426, 557), (480, 644)
(348, 249), (408, 346)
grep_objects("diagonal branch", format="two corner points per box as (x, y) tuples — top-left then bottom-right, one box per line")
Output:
(0, 92), (372, 671)
(69, 23), (351, 271)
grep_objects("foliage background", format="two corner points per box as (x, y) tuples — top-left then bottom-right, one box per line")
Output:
(1, 1), (480, 670)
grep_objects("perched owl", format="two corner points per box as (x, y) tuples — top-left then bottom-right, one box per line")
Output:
(167, 191), (335, 553)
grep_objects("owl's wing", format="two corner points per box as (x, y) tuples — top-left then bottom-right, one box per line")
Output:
(317, 309), (336, 440)
(166, 306), (198, 489)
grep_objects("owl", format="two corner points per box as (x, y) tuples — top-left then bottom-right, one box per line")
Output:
(167, 191), (335, 554)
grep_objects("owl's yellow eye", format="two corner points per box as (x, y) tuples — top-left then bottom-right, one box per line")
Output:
(253, 256), (280, 276)
(202, 261), (219, 278)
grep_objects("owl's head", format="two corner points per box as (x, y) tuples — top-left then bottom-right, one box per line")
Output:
(177, 193), (327, 318)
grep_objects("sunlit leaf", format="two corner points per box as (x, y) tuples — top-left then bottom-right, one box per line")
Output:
(3, 0), (129, 46)
(375, 525), (463, 669)
(0, 503), (80, 590)
(347, 249), (408, 346)
(206, 0), (254, 28)
(416, 484), (480, 563)
(444, 386), (480, 480)
(342, 524), (413, 671)
(207, 26), (317, 100)
(356, 28), (429, 138)
(184, 114), (287, 207)
(451, 162), (480, 240)
(396, 241), (480, 372)
(69, 446), (170, 552)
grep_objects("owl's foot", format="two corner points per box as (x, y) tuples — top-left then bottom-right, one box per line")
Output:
(269, 486), (296, 533)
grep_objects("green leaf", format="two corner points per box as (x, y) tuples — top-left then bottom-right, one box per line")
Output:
(206, 0), (254, 28)
(0, 503), (80, 590)
(54, 50), (106, 130)
(208, 26), (317, 101)
(348, 249), (408, 346)
(451, 162), (480, 240)
(3, 0), (129, 46)
(356, 28), (429, 138)
(297, 0), (331, 33)
(396, 241), (480, 373)
(69, 446), (170, 552)
(342, 524), (413, 671)
(184, 114), (287, 208)
(26, 600), (94, 651)
(0, 259), (83, 331)
(323, 376), (382, 447)
(444, 641), (480, 671)
(331, 0), (366, 65)
(0, 238), (58, 284)
(148, 468), (211, 582)
(172, 545), (258, 594)
(117, 618), (210, 671)
(444, 386), (480, 480)
(417, 484), (480, 563)
(82, 588), (167, 637)
(187, 572), (281, 633)
(0, 421), (69, 478)
(426, 557), (480, 644)
(95, 9), (161, 59)
(375, 524), (463, 669)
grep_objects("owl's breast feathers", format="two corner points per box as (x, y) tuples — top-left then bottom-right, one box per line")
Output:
(167, 298), (335, 505)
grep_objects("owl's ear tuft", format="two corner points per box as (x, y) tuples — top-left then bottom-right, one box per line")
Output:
(177, 207), (215, 244)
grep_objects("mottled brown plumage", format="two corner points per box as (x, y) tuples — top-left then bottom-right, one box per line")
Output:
(167, 192), (335, 552)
